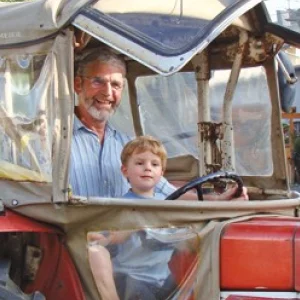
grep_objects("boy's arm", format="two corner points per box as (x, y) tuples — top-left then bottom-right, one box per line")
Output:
(88, 231), (133, 245)
(88, 244), (120, 300)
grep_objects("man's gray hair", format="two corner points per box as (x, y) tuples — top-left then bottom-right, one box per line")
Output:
(75, 46), (126, 76)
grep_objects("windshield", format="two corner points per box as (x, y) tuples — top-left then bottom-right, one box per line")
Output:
(112, 66), (272, 177)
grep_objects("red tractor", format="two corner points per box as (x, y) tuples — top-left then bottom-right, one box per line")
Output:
(0, 0), (299, 299)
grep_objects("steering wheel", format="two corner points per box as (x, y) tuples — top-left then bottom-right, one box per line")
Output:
(165, 171), (244, 201)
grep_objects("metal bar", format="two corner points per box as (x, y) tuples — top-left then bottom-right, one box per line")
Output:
(192, 50), (210, 176)
(221, 29), (248, 171)
(276, 54), (298, 84)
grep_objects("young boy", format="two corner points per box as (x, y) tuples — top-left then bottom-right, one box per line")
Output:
(111, 135), (177, 299)
(88, 136), (196, 299)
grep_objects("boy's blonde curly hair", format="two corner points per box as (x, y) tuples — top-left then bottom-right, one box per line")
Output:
(121, 135), (167, 171)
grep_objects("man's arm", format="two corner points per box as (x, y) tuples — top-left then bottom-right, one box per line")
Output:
(203, 186), (249, 201)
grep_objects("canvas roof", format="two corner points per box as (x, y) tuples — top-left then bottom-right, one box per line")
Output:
(0, 0), (92, 46)
(0, 0), (258, 46)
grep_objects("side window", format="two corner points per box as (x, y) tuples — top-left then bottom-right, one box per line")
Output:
(0, 54), (53, 182)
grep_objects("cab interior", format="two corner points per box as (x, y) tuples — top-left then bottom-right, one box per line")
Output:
(72, 23), (291, 201)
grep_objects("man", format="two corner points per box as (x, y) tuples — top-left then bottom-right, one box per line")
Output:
(69, 46), (248, 201)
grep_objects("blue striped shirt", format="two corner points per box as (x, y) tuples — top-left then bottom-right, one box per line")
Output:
(69, 116), (175, 198)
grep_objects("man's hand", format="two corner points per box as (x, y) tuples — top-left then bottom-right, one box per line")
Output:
(171, 180), (248, 201)
(204, 185), (249, 201)
(175, 185), (249, 201)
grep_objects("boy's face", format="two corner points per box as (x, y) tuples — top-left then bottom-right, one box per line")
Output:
(121, 150), (164, 194)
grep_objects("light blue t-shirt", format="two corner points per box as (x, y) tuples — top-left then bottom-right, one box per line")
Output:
(112, 190), (174, 287)
(69, 116), (175, 197)
(122, 190), (165, 200)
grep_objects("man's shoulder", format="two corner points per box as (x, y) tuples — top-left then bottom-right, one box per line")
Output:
(115, 130), (132, 142)
(107, 123), (133, 144)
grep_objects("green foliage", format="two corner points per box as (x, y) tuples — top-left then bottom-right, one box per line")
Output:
(282, 123), (290, 144)
(294, 137), (300, 154)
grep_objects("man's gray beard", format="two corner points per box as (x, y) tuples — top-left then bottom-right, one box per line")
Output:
(87, 106), (115, 122)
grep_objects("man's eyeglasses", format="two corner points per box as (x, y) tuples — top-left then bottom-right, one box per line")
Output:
(81, 76), (123, 91)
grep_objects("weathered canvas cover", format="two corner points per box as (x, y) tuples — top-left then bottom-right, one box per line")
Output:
(0, 1), (299, 299)
(12, 196), (300, 300)
(0, 0), (254, 48)
(0, 0), (91, 45)
(0, 28), (74, 204)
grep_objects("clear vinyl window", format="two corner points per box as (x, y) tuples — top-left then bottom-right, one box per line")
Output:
(134, 66), (272, 176)
(0, 54), (53, 182)
(87, 227), (200, 299)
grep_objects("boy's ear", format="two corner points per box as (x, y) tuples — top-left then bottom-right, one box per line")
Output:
(121, 165), (128, 177)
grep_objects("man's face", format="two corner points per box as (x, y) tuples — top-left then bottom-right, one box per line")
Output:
(75, 62), (125, 122)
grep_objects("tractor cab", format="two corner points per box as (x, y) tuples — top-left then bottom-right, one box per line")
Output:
(0, 0), (300, 299)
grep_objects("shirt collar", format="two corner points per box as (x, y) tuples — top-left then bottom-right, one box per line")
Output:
(73, 114), (117, 137)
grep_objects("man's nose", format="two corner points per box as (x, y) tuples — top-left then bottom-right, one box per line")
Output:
(100, 82), (112, 97)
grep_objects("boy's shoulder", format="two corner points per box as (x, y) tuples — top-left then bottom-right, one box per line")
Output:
(153, 192), (165, 200)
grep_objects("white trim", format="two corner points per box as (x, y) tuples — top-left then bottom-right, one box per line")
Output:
(221, 291), (300, 299)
